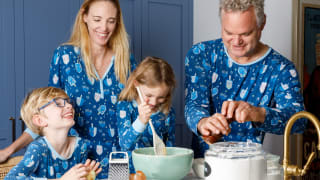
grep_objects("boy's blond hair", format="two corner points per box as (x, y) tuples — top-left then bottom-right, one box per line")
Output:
(20, 87), (69, 135)
(119, 56), (176, 115)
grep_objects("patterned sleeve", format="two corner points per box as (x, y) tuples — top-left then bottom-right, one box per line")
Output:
(48, 46), (65, 89)
(165, 108), (175, 147)
(184, 43), (212, 135)
(5, 143), (44, 180)
(257, 63), (306, 134)
(116, 101), (144, 151)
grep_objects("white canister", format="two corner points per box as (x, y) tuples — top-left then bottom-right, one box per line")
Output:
(204, 142), (267, 180)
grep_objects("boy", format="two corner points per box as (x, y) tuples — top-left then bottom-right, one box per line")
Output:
(5, 87), (101, 180)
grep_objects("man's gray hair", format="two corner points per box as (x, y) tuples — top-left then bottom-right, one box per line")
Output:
(219, 0), (265, 28)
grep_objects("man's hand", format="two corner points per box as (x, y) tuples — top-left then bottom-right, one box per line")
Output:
(197, 113), (231, 136)
(221, 100), (266, 123)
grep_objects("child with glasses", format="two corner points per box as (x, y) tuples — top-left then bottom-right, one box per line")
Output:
(5, 87), (101, 180)
(116, 56), (176, 172)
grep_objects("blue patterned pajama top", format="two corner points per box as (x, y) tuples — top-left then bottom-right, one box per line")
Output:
(5, 136), (89, 180)
(24, 45), (136, 179)
(116, 100), (175, 172)
(185, 39), (306, 158)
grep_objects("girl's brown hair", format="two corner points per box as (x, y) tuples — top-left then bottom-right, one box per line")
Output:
(66, 0), (131, 84)
(119, 56), (176, 114)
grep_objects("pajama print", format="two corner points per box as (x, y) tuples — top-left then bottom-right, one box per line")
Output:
(5, 137), (89, 180)
(25, 45), (136, 179)
(116, 100), (175, 172)
(185, 39), (306, 158)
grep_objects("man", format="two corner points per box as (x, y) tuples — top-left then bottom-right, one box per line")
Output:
(185, 0), (306, 158)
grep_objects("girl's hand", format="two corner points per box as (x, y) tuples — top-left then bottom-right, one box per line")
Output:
(59, 164), (88, 180)
(85, 159), (102, 175)
(138, 99), (153, 124)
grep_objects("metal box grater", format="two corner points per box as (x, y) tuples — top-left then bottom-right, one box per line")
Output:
(108, 152), (129, 180)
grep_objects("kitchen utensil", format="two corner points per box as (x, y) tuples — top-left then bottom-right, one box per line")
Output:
(136, 86), (167, 155)
(204, 141), (267, 180)
(108, 152), (129, 180)
(132, 147), (193, 180)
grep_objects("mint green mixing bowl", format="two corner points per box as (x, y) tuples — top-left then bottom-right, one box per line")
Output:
(132, 147), (193, 180)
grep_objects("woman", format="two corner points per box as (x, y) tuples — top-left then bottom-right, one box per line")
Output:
(0, 0), (135, 178)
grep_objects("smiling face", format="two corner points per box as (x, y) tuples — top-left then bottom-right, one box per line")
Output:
(221, 6), (264, 63)
(83, 0), (118, 48)
(138, 83), (170, 112)
(40, 97), (75, 130)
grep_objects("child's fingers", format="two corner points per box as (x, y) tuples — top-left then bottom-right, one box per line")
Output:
(91, 161), (100, 171)
(77, 166), (89, 177)
(85, 159), (91, 166)
(88, 160), (96, 169)
(95, 167), (102, 174)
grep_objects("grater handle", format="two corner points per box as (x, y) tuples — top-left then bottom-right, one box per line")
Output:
(109, 151), (129, 162)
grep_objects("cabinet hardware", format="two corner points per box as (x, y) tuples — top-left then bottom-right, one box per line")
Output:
(9, 117), (16, 142)
(19, 117), (25, 134)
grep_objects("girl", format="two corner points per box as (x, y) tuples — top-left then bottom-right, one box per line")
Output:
(116, 56), (176, 172)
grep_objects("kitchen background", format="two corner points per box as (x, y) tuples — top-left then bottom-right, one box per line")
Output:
(1, 0), (320, 174)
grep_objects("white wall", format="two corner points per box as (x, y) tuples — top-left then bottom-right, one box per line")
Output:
(193, 0), (294, 158)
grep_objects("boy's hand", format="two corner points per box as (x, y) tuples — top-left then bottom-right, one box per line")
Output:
(60, 164), (88, 180)
(85, 159), (102, 175)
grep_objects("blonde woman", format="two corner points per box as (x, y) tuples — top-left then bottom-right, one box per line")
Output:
(0, 0), (136, 179)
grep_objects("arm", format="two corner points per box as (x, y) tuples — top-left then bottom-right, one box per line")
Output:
(257, 64), (306, 134)
(117, 101), (146, 151)
(4, 142), (42, 180)
(0, 132), (33, 163)
(184, 43), (212, 136)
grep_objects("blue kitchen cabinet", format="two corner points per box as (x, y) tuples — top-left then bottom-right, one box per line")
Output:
(0, 0), (82, 151)
(140, 0), (193, 147)
(0, 0), (15, 149)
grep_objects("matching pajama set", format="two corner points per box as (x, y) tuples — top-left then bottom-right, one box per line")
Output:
(185, 39), (306, 158)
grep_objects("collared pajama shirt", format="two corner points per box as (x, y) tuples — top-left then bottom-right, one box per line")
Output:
(185, 39), (306, 158)
(116, 100), (175, 172)
(5, 137), (89, 180)
(48, 45), (136, 178)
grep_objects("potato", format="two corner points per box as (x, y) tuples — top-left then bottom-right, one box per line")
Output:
(86, 170), (96, 180)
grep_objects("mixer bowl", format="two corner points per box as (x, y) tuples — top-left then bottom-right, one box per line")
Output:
(132, 147), (193, 180)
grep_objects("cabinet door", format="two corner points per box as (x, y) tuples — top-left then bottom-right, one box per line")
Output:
(0, 1), (15, 149)
(120, 0), (142, 62)
(18, 0), (81, 95)
(141, 0), (193, 147)
(0, 0), (82, 149)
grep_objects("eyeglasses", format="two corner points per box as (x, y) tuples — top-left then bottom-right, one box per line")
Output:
(39, 98), (74, 111)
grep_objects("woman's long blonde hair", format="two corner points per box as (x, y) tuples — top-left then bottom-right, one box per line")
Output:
(119, 57), (176, 115)
(66, 0), (131, 84)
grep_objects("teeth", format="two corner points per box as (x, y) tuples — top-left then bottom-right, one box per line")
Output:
(97, 32), (107, 37)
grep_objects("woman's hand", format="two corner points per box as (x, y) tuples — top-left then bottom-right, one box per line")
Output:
(0, 148), (10, 163)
